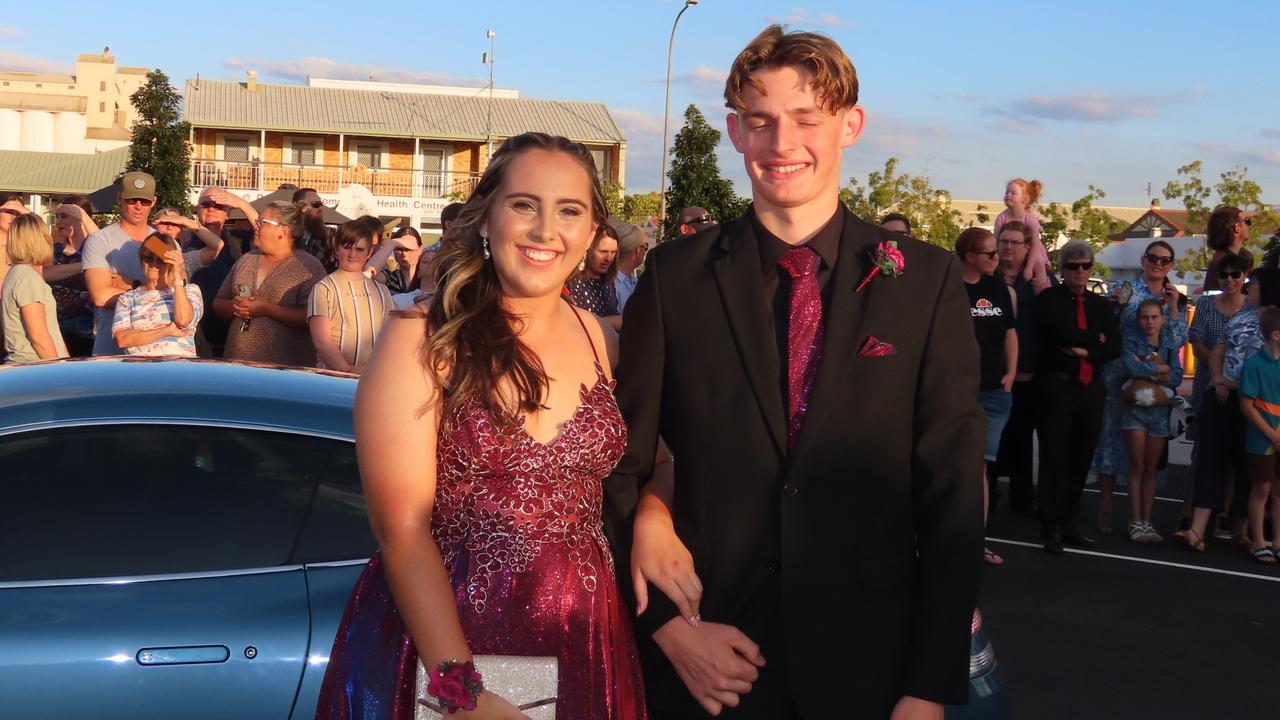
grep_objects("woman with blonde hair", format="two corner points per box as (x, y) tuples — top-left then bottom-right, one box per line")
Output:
(1, 214), (68, 362)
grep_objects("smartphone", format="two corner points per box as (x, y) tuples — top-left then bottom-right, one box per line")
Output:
(142, 235), (174, 260)
(236, 283), (252, 331)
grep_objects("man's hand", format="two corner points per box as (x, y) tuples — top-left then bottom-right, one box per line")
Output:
(1213, 378), (1230, 404)
(652, 618), (765, 716)
(1000, 371), (1015, 393)
(889, 695), (944, 720)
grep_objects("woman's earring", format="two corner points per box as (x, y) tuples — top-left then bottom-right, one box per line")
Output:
(578, 256), (586, 272)
(481, 233), (491, 260)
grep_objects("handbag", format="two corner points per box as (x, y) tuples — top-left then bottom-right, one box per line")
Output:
(1122, 349), (1174, 407)
(415, 656), (558, 720)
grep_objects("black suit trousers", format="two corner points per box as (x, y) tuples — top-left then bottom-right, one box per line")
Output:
(1036, 373), (1105, 529)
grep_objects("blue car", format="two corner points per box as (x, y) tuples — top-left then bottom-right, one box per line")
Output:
(0, 358), (374, 720)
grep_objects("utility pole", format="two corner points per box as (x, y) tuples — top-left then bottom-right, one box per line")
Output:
(484, 30), (495, 161)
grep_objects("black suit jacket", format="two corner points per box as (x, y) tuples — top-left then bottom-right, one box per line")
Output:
(605, 206), (986, 718)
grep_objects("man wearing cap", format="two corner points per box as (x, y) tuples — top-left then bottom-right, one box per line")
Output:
(610, 218), (650, 314)
(678, 206), (718, 237)
(82, 172), (209, 356)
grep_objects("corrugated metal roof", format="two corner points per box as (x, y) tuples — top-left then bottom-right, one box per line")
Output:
(0, 147), (128, 194)
(183, 80), (626, 145)
(0, 93), (86, 112)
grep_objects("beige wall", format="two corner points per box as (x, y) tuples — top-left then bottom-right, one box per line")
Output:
(0, 52), (148, 152)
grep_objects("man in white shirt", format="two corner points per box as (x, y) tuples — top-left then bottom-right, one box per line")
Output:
(610, 218), (649, 314)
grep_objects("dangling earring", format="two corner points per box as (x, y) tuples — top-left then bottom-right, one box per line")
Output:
(578, 256), (586, 272)
(480, 231), (491, 260)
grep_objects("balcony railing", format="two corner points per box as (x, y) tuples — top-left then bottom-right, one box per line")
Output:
(190, 160), (482, 200)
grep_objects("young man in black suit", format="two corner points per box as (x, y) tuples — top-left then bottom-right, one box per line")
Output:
(607, 24), (986, 720)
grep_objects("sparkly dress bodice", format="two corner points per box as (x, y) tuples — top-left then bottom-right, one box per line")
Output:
(431, 363), (626, 613)
(316, 312), (647, 720)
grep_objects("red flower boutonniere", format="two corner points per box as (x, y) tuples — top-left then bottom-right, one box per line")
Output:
(856, 240), (906, 292)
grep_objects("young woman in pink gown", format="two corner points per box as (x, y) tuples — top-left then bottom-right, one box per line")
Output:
(316, 133), (646, 720)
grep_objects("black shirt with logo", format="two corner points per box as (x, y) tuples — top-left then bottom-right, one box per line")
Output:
(966, 274), (1016, 391)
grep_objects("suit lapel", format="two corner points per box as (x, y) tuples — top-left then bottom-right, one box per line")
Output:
(711, 218), (788, 456)
(791, 209), (878, 462)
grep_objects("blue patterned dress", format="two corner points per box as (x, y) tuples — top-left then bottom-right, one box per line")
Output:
(1090, 280), (1188, 478)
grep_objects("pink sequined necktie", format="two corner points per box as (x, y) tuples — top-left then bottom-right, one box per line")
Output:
(779, 246), (824, 452)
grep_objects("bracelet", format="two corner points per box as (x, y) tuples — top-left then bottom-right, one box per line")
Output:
(426, 659), (484, 714)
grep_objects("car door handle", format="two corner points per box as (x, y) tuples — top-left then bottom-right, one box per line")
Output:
(136, 646), (231, 665)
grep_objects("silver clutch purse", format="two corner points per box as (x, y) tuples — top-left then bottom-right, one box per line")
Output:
(415, 655), (558, 719)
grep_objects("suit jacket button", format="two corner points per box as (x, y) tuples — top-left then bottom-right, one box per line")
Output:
(783, 484), (798, 497)
(767, 557), (780, 573)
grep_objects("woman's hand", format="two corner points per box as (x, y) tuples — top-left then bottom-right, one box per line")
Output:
(1213, 377), (1230, 404)
(163, 249), (187, 282)
(451, 691), (532, 720)
(232, 295), (266, 319)
(632, 510), (702, 622)
(154, 208), (200, 231)
(1000, 371), (1015, 393)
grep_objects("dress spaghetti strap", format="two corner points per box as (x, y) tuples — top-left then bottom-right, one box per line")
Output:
(565, 297), (604, 368)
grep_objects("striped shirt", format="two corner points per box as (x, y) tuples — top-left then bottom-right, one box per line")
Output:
(308, 272), (393, 370)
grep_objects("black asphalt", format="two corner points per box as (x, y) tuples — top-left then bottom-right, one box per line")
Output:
(981, 441), (1280, 720)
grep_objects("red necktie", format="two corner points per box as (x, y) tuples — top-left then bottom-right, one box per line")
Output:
(779, 246), (824, 452)
(1075, 294), (1093, 385)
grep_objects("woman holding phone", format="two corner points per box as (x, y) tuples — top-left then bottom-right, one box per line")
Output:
(111, 233), (203, 357)
(212, 201), (325, 367)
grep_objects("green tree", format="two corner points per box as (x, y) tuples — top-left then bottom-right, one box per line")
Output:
(839, 157), (974, 249)
(1163, 161), (1280, 273)
(620, 191), (661, 226)
(1038, 185), (1125, 276)
(126, 69), (192, 212)
(662, 104), (744, 240)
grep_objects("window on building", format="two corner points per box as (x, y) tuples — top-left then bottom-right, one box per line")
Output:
(99, 81), (106, 91)
(98, 102), (105, 113)
(356, 144), (383, 169)
(590, 148), (610, 181)
(291, 142), (317, 166)
(421, 147), (446, 197)
(224, 138), (251, 163)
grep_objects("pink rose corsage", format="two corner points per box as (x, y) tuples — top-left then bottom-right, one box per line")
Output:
(427, 659), (485, 714)
(856, 240), (906, 292)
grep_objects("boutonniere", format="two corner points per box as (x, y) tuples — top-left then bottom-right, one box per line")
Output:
(855, 240), (906, 293)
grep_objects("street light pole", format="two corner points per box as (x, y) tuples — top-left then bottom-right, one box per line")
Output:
(657, 0), (698, 242)
(484, 30), (495, 160)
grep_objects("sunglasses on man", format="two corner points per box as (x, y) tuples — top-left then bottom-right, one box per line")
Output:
(686, 213), (714, 225)
(1063, 261), (1093, 272)
(969, 250), (999, 260)
(123, 197), (155, 206)
(198, 201), (230, 211)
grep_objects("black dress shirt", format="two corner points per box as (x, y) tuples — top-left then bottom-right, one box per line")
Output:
(1034, 283), (1121, 380)
(752, 206), (843, 394)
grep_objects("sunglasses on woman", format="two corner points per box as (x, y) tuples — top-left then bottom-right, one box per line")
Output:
(1218, 270), (1244, 280)
(1143, 253), (1174, 266)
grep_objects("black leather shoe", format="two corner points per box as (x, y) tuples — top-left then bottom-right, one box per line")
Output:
(1063, 528), (1095, 549)
(1043, 526), (1064, 555)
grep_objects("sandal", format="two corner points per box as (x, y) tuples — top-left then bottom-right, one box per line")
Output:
(1128, 521), (1147, 543)
(1143, 523), (1163, 544)
(1250, 547), (1277, 565)
(1174, 528), (1206, 552)
(983, 548), (1004, 566)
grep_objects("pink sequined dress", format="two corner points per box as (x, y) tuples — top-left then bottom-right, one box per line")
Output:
(316, 318), (647, 720)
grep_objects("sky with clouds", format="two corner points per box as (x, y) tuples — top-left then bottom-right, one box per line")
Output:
(3, 0), (1277, 207)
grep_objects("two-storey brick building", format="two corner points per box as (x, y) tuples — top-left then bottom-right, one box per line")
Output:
(185, 75), (627, 239)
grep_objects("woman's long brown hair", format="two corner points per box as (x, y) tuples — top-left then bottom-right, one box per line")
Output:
(422, 132), (607, 429)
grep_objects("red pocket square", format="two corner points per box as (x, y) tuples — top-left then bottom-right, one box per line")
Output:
(858, 336), (897, 357)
